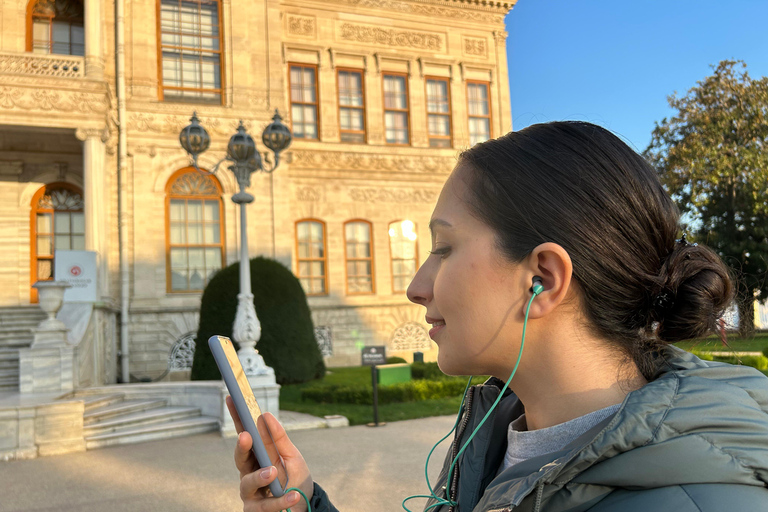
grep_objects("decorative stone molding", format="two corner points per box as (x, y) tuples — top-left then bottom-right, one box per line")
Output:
(75, 127), (109, 142)
(290, 150), (455, 174)
(463, 37), (487, 57)
(127, 112), (253, 137)
(338, 23), (443, 51)
(0, 160), (23, 177)
(389, 321), (431, 352)
(0, 51), (85, 78)
(296, 186), (323, 202)
(287, 15), (316, 38)
(349, 187), (437, 203)
(322, 0), (509, 24)
(493, 30), (508, 46)
(0, 86), (109, 114)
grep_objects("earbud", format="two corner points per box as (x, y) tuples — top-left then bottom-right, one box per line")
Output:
(531, 276), (544, 296)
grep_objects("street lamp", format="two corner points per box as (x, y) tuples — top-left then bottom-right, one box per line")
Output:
(179, 110), (292, 376)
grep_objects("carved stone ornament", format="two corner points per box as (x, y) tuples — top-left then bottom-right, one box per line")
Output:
(463, 37), (487, 57)
(287, 15), (316, 37)
(339, 23), (443, 51)
(325, 0), (508, 24)
(389, 321), (431, 352)
(296, 186), (322, 202)
(0, 160), (23, 177)
(493, 30), (508, 46)
(290, 150), (455, 174)
(0, 52), (85, 78)
(0, 86), (108, 113)
(349, 187), (437, 204)
(127, 112), (243, 137)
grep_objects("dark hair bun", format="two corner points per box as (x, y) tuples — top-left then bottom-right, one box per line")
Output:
(654, 243), (734, 343)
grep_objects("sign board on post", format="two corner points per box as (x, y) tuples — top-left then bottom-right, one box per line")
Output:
(361, 346), (386, 366)
(55, 251), (98, 302)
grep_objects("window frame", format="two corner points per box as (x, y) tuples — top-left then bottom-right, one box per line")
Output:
(295, 218), (329, 296)
(388, 219), (420, 294)
(26, 0), (85, 56)
(343, 219), (375, 296)
(288, 63), (321, 141)
(382, 72), (411, 146)
(164, 167), (226, 294)
(336, 68), (367, 144)
(29, 181), (85, 303)
(156, 0), (226, 105)
(425, 76), (453, 148)
(466, 80), (493, 146)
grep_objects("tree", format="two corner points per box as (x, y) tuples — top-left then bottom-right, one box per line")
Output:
(191, 256), (326, 384)
(645, 60), (768, 336)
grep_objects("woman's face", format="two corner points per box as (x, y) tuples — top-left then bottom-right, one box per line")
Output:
(407, 166), (528, 377)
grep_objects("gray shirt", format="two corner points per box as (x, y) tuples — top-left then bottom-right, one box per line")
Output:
(500, 403), (621, 472)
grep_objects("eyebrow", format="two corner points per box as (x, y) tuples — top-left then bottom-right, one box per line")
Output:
(428, 218), (452, 232)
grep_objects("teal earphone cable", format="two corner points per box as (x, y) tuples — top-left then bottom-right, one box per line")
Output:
(403, 281), (543, 511)
(284, 487), (311, 512)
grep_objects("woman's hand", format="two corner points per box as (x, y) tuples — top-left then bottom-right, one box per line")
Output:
(227, 396), (314, 512)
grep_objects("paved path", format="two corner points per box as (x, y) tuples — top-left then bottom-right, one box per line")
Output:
(0, 415), (456, 512)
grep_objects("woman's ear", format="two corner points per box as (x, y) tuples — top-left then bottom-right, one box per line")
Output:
(523, 243), (573, 319)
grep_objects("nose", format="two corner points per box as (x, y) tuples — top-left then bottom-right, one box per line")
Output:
(407, 257), (434, 306)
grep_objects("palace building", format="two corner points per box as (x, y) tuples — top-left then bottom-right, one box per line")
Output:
(0, 0), (515, 388)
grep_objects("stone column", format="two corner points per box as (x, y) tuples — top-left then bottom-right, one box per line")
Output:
(75, 128), (109, 299)
(84, 0), (105, 79)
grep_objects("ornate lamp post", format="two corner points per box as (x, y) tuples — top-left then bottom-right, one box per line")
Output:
(179, 111), (292, 376)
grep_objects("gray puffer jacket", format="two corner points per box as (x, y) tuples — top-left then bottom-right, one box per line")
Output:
(311, 347), (768, 511)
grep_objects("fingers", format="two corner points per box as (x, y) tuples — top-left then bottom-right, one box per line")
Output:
(241, 467), (305, 512)
(235, 431), (258, 478)
(226, 396), (245, 434)
(242, 490), (303, 512)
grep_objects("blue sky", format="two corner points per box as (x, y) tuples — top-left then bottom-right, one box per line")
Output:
(504, 0), (768, 152)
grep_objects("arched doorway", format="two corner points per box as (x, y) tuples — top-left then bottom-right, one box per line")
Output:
(30, 182), (84, 302)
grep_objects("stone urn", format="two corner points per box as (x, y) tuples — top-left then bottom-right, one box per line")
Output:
(33, 281), (71, 332)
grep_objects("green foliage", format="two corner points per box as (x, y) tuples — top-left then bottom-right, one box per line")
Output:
(690, 350), (714, 361)
(300, 377), (482, 405)
(386, 356), (408, 364)
(645, 60), (768, 336)
(763, 347), (768, 359)
(191, 257), (325, 385)
(711, 354), (768, 371)
(411, 361), (447, 380)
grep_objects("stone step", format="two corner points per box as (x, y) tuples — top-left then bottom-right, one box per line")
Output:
(0, 374), (19, 389)
(85, 416), (220, 450)
(84, 406), (202, 436)
(81, 393), (125, 413)
(0, 368), (19, 379)
(0, 320), (41, 330)
(84, 399), (167, 425)
(0, 360), (17, 372)
(0, 330), (35, 348)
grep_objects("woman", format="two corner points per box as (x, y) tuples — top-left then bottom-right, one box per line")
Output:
(229, 121), (768, 512)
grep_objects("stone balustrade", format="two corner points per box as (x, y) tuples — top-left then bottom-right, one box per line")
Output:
(0, 51), (85, 79)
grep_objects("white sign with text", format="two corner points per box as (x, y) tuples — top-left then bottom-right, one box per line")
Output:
(55, 250), (97, 302)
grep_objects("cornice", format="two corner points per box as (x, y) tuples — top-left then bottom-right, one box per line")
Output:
(283, 0), (514, 24)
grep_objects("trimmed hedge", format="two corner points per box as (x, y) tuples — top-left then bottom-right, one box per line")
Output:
(191, 256), (325, 385)
(691, 351), (768, 370)
(301, 378), (473, 405)
(411, 361), (447, 380)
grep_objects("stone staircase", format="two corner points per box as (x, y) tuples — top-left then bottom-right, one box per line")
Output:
(78, 392), (220, 449)
(0, 306), (46, 392)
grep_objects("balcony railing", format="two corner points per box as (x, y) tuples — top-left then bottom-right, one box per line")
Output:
(0, 51), (85, 79)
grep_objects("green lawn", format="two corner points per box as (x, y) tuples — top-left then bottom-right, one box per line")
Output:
(676, 333), (768, 353)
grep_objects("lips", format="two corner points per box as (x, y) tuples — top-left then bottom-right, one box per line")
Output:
(426, 316), (446, 339)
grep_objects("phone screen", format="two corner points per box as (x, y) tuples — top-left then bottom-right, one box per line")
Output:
(219, 337), (288, 490)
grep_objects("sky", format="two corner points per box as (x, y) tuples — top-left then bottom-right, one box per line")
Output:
(504, 0), (768, 153)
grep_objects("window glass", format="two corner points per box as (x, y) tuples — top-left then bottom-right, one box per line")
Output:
(296, 221), (327, 295)
(389, 220), (418, 293)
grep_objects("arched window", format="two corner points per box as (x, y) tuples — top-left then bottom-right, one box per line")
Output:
(166, 169), (225, 292)
(27, 0), (84, 56)
(344, 220), (374, 295)
(30, 182), (84, 300)
(295, 219), (327, 296)
(389, 220), (418, 293)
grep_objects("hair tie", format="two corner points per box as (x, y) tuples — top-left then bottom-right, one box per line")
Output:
(676, 233), (698, 247)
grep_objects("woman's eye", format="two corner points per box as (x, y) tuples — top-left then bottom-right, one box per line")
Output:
(429, 247), (451, 258)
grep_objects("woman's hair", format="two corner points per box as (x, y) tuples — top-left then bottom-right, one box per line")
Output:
(458, 121), (733, 379)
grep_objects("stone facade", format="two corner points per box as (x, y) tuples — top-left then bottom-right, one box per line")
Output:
(0, 0), (514, 381)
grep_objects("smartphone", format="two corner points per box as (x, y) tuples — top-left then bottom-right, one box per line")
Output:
(209, 335), (288, 497)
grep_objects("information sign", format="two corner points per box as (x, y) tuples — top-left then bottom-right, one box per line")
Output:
(361, 346), (386, 366)
(54, 250), (98, 302)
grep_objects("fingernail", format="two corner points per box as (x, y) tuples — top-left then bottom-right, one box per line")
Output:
(260, 467), (272, 478)
(288, 491), (300, 503)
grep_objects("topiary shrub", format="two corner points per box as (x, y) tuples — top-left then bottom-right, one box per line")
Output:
(191, 256), (325, 385)
(386, 356), (408, 364)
